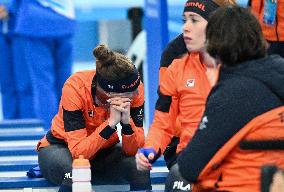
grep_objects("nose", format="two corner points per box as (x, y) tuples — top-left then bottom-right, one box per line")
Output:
(183, 20), (191, 33)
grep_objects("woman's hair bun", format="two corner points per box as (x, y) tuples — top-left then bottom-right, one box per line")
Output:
(93, 44), (116, 66)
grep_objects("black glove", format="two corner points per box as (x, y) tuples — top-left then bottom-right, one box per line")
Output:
(160, 34), (187, 68)
(165, 163), (192, 192)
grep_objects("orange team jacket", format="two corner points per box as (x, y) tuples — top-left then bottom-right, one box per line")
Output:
(250, 0), (284, 41)
(145, 52), (218, 154)
(37, 70), (145, 160)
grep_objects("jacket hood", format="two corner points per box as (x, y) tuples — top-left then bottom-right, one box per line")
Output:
(221, 55), (284, 101)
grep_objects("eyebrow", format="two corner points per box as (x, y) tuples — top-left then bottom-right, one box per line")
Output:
(183, 13), (201, 18)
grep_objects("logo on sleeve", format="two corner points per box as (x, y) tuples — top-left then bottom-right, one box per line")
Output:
(199, 116), (208, 130)
(88, 109), (94, 117)
(186, 79), (195, 88)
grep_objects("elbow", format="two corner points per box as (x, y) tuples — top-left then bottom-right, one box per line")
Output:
(123, 142), (140, 156)
(124, 149), (137, 156)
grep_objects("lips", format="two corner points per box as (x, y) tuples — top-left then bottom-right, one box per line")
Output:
(183, 36), (192, 42)
(183, 37), (192, 44)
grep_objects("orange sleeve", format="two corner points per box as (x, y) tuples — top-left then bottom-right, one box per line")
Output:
(144, 64), (179, 154)
(122, 83), (146, 156)
(160, 67), (182, 137)
(61, 82), (115, 160)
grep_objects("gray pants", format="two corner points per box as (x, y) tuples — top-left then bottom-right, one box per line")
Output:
(38, 144), (151, 191)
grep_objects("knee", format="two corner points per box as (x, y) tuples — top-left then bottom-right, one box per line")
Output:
(123, 156), (138, 170)
(165, 163), (192, 192)
(38, 146), (73, 185)
(124, 156), (150, 178)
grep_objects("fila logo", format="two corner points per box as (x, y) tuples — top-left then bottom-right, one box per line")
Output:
(199, 116), (208, 130)
(186, 79), (195, 87)
(108, 84), (114, 89)
(173, 181), (191, 191)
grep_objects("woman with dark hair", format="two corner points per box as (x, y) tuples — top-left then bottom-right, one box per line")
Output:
(37, 44), (151, 192)
(166, 6), (284, 192)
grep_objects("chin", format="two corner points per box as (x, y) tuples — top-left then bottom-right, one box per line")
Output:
(186, 45), (200, 53)
(186, 47), (195, 52)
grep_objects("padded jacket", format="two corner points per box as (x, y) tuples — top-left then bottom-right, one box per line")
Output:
(37, 70), (145, 159)
(178, 55), (284, 191)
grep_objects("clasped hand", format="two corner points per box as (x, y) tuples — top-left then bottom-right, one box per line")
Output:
(108, 97), (131, 128)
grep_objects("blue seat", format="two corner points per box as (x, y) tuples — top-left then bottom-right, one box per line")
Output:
(0, 131), (45, 141)
(0, 146), (37, 156)
(0, 177), (57, 188)
(0, 160), (38, 171)
(0, 118), (169, 190)
(0, 119), (44, 129)
(0, 158), (166, 171)
(0, 119), (45, 141)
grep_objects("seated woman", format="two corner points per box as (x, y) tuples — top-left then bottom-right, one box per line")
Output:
(165, 6), (284, 192)
(37, 44), (151, 192)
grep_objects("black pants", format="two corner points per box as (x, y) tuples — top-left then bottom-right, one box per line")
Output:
(38, 144), (151, 191)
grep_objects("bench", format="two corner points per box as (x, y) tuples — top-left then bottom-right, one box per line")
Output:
(0, 119), (169, 190)
(0, 158), (168, 189)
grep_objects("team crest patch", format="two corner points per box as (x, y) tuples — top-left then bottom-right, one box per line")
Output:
(88, 110), (94, 117)
(186, 79), (195, 87)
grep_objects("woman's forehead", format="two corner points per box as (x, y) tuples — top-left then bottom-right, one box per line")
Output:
(109, 91), (135, 96)
(110, 89), (138, 97)
(183, 12), (202, 18)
